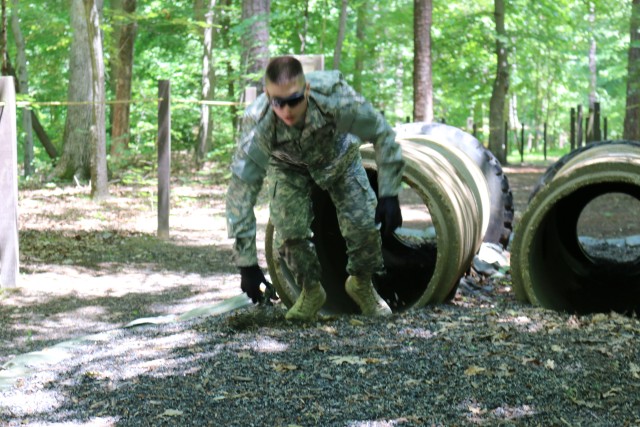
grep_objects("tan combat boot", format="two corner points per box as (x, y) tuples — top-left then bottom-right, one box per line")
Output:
(345, 275), (392, 317)
(285, 283), (326, 322)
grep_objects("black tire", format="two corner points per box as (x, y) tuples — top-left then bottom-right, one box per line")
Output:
(395, 122), (514, 248)
(529, 140), (640, 202)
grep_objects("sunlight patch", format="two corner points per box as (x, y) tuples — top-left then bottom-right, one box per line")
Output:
(245, 337), (288, 353)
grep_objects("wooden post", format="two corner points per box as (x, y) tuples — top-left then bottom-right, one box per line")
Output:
(604, 117), (608, 140)
(586, 105), (595, 143)
(244, 87), (257, 104)
(293, 54), (325, 73)
(0, 77), (19, 287)
(472, 123), (477, 138)
(593, 102), (601, 141)
(576, 104), (583, 149)
(520, 122), (525, 163)
(570, 107), (576, 151)
(543, 122), (548, 161)
(157, 80), (171, 239)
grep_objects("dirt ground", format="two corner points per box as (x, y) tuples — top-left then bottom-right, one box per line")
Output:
(2, 161), (640, 425)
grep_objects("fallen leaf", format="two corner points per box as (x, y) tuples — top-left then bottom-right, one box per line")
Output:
(320, 325), (337, 335)
(161, 409), (183, 417)
(468, 404), (486, 415)
(272, 362), (298, 372)
(602, 387), (621, 398)
(329, 355), (367, 365)
(350, 319), (365, 326)
(551, 345), (565, 353)
(570, 397), (600, 409)
(231, 375), (252, 382)
(545, 359), (556, 370)
(237, 351), (253, 359)
(316, 344), (330, 352)
(464, 365), (486, 376)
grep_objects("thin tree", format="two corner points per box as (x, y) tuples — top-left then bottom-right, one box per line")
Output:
(10, 0), (33, 176)
(0, 0), (8, 75)
(241, 0), (270, 95)
(110, 0), (137, 160)
(299, 0), (309, 53)
(333, 0), (348, 70)
(413, 0), (433, 123)
(353, 0), (368, 93)
(85, 0), (108, 199)
(196, 0), (216, 166)
(488, 0), (508, 164)
(586, 1), (598, 142)
(624, 0), (640, 140)
(220, 0), (238, 131)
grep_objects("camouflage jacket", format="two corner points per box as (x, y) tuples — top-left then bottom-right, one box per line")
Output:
(226, 70), (405, 266)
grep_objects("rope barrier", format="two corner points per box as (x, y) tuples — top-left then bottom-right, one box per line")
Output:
(0, 98), (250, 107)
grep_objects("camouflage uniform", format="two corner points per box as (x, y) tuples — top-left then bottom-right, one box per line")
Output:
(226, 70), (404, 285)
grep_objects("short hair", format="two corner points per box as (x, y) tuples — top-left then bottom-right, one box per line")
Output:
(265, 56), (305, 85)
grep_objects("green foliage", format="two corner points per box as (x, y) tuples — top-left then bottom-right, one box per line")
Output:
(5, 0), (637, 179)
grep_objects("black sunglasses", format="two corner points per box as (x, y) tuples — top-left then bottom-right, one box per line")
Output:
(270, 92), (306, 109)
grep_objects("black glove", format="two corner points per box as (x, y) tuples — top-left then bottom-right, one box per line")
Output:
(239, 265), (273, 304)
(375, 196), (403, 236)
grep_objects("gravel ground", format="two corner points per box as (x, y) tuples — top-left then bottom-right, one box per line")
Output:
(2, 287), (640, 426)
(2, 164), (640, 426)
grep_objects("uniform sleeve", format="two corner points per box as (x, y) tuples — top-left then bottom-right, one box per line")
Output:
(339, 99), (405, 198)
(225, 101), (270, 267)
(226, 173), (263, 267)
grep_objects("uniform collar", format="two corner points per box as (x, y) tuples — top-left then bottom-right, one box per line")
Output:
(274, 96), (327, 143)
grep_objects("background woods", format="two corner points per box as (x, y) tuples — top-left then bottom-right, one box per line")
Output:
(1, 0), (638, 185)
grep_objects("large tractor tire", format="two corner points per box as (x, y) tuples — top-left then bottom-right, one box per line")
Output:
(394, 122), (513, 248)
(511, 140), (640, 314)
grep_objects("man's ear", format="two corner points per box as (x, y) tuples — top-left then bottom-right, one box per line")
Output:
(305, 82), (311, 96)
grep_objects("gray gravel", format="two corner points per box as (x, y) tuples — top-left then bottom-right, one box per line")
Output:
(2, 288), (640, 426)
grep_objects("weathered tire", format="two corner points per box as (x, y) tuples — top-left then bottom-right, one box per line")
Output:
(528, 140), (640, 201)
(511, 140), (640, 314)
(395, 122), (513, 248)
(265, 135), (490, 313)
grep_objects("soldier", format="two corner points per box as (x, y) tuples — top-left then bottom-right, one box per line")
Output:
(226, 56), (405, 321)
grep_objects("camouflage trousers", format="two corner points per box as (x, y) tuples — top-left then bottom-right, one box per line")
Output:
(268, 157), (383, 288)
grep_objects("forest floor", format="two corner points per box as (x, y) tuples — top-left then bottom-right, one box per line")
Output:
(1, 160), (640, 426)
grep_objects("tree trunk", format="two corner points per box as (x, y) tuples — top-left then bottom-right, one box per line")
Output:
(488, 0), (508, 164)
(110, 0), (137, 159)
(413, 0), (433, 123)
(196, 0), (216, 166)
(588, 2), (597, 108)
(53, 0), (108, 198)
(586, 2), (597, 143)
(220, 0), (238, 132)
(1, 0), (8, 75)
(10, 0), (33, 176)
(624, 0), (640, 140)
(332, 0), (348, 70)
(54, 0), (93, 182)
(299, 0), (309, 53)
(241, 0), (270, 95)
(353, 0), (367, 93)
(85, 0), (108, 199)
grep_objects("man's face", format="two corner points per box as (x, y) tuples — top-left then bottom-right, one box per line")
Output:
(265, 77), (309, 127)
